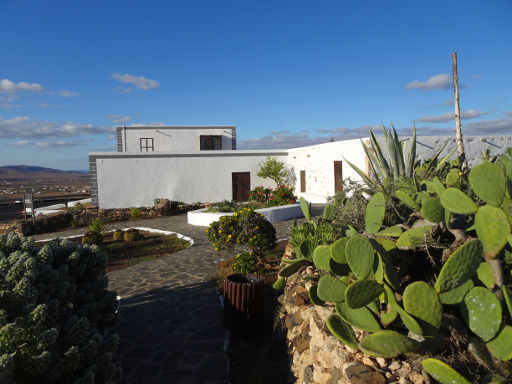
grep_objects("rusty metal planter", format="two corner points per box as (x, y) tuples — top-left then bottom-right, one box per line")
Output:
(223, 274), (264, 335)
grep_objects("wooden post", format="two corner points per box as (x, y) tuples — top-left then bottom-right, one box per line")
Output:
(452, 52), (468, 172)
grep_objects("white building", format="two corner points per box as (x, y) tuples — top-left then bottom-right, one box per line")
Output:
(89, 126), (512, 208)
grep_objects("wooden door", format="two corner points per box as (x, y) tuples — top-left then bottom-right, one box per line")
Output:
(334, 161), (343, 193)
(232, 172), (251, 201)
(300, 170), (306, 192)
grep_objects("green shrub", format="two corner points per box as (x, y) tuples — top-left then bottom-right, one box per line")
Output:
(87, 218), (105, 234)
(112, 230), (124, 241)
(129, 208), (142, 219)
(153, 198), (161, 206)
(123, 229), (140, 242)
(206, 208), (276, 254)
(0, 233), (121, 383)
(231, 251), (259, 274)
(82, 230), (103, 246)
(206, 200), (240, 213)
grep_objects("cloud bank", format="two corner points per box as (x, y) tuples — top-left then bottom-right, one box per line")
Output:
(112, 73), (160, 92)
(417, 109), (489, 123)
(406, 73), (451, 91)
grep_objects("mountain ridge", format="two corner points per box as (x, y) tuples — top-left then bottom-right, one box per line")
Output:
(0, 165), (89, 181)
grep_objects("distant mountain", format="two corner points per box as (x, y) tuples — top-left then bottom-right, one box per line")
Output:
(0, 165), (89, 181)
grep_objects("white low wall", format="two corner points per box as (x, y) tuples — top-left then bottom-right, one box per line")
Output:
(68, 198), (91, 207)
(187, 203), (303, 226)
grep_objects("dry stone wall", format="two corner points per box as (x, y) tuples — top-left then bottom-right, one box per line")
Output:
(280, 267), (426, 384)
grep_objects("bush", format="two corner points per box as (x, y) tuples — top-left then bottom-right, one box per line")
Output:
(0, 233), (121, 383)
(87, 218), (105, 234)
(206, 200), (240, 213)
(248, 186), (271, 203)
(129, 208), (142, 219)
(123, 229), (140, 242)
(82, 230), (103, 246)
(112, 230), (124, 241)
(231, 251), (259, 274)
(206, 208), (276, 254)
(248, 185), (296, 207)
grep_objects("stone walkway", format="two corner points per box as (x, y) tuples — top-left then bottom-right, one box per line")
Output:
(32, 208), (324, 384)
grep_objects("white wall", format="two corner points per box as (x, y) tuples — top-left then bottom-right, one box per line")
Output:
(287, 138), (369, 203)
(92, 150), (288, 208)
(119, 126), (235, 152)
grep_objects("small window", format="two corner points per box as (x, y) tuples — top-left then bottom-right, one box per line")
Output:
(200, 135), (222, 150)
(140, 138), (154, 152)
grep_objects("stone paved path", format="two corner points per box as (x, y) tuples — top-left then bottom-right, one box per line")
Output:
(32, 208), (324, 384)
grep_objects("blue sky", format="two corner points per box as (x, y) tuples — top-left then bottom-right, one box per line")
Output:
(1, 0), (511, 170)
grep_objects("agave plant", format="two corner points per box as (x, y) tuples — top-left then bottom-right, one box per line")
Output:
(346, 124), (456, 188)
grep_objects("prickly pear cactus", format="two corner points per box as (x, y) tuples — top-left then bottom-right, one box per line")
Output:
(475, 205), (511, 259)
(403, 281), (442, 336)
(469, 162), (506, 207)
(345, 236), (374, 279)
(440, 188), (478, 214)
(317, 275), (346, 302)
(312, 245), (332, 271)
(335, 302), (380, 332)
(359, 330), (421, 358)
(461, 286), (502, 342)
(365, 192), (385, 234)
(420, 197), (445, 223)
(422, 358), (471, 384)
(326, 314), (359, 350)
(485, 325), (512, 361)
(330, 237), (349, 263)
(345, 280), (384, 309)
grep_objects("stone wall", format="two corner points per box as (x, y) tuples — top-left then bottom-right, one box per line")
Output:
(280, 270), (425, 384)
(2, 200), (202, 236)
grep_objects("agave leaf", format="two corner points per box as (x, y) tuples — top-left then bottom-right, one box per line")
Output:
(406, 123), (416, 177)
(344, 157), (380, 189)
(425, 140), (449, 173)
(369, 130), (391, 178)
(391, 124), (405, 176)
(383, 126), (399, 179)
(435, 145), (458, 171)
(361, 139), (384, 181)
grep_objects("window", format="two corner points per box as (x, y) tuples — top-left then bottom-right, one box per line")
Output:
(140, 138), (154, 152)
(200, 135), (222, 150)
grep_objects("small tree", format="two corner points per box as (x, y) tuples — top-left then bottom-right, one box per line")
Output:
(257, 156), (289, 186)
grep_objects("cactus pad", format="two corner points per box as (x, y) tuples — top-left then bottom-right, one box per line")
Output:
(476, 262), (495, 288)
(403, 281), (442, 336)
(384, 285), (423, 335)
(439, 279), (473, 305)
(308, 285), (325, 306)
(445, 169), (461, 187)
(272, 276), (285, 290)
(440, 188), (478, 214)
(475, 205), (511, 259)
(312, 245), (332, 271)
(435, 239), (482, 293)
(317, 275), (346, 302)
(461, 286), (502, 341)
(359, 331), (421, 358)
(469, 162), (506, 207)
(376, 225), (403, 237)
(299, 239), (315, 260)
(432, 177), (446, 195)
(421, 358), (471, 384)
(395, 190), (420, 210)
(486, 325), (512, 361)
(335, 302), (380, 333)
(396, 226), (432, 249)
(345, 236), (375, 279)
(420, 197), (445, 223)
(323, 204), (336, 221)
(326, 314), (359, 350)
(300, 197), (310, 220)
(380, 291), (398, 326)
(330, 237), (349, 264)
(329, 259), (351, 276)
(278, 258), (309, 277)
(345, 280), (384, 309)
(365, 192), (386, 234)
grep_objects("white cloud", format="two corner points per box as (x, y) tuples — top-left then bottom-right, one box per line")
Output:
(417, 109), (489, 123)
(406, 73), (451, 91)
(14, 139), (88, 149)
(107, 114), (133, 124)
(0, 78), (45, 93)
(0, 116), (113, 139)
(57, 89), (80, 97)
(112, 73), (160, 92)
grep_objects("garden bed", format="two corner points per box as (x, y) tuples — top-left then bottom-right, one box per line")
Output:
(37, 227), (193, 272)
(187, 203), (303, 226)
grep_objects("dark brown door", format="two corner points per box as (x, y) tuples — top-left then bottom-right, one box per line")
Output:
(300, 170), (306, 192)
(334, 161), (343, 193)
(232, 172), (251, 201)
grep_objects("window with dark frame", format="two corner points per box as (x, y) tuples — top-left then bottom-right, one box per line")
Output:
(140, 138), (154, 152)
(200, 135), (222, 150)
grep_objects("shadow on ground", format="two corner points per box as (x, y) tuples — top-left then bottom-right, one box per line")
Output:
(114, 282), (228, 384)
